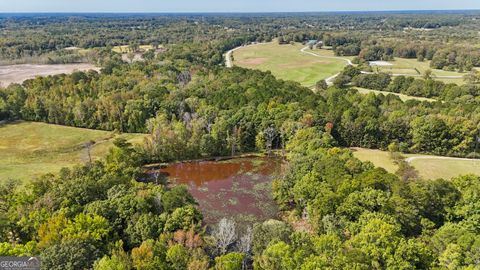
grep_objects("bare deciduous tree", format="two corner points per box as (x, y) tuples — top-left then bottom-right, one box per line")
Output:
(237, 226), (253, 269)
(177, 71), (192, 87)
(213, 218), (237, 255)
(264, 126), (277, 156)
(152, 170), (161, 185)
(237, 226), (252, 254)
(82, 140), (95, 164)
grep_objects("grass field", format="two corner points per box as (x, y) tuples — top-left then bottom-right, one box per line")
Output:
(353, 87), (436, 102)
(233, 42), (347, 86)
(352, 148), (480, 180)
(373, 58), (466, 84)
(0, 121), (145, 183)
(351, 148), (398, 173)
(435, 77), (466, 85)
(407, 157), (480, 180)
(232, 42), (466, 88)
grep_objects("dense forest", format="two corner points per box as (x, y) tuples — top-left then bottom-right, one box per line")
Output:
(270, 132), (480, 269)
(1, 12), (480, 269)
(2, 133), (479, 269)
(1, 57), (479, 158)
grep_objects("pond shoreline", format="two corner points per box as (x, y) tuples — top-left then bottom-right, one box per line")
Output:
(144, 151), (284, 170)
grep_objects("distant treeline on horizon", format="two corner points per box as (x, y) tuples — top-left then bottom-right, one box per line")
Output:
(1, 9), (480, 17)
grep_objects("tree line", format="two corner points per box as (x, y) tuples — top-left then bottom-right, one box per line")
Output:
(333, 65), (480, 100)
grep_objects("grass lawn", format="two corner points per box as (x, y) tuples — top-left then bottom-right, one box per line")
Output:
(0, 121), (145, 183)
(353, 87), (436, 102)
(233, 42), (347, 87)
(352, 148), (480, 180)
(351, 148), (398, 174)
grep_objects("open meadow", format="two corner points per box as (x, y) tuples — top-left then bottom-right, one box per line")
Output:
(352, 148), (480, 179)
(233, 42), (347, 86)
(0, 121), (145, 183)
(373, 57), (466, 84)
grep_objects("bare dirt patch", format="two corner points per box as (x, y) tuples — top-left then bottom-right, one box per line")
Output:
(121, 53), (144, 63)
(0, 63), (100, 87)
(369, 61), (394, 66)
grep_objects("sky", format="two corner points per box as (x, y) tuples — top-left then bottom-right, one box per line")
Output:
(1, 0), (480, 13)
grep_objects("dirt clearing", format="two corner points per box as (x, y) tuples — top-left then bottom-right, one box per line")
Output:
(0, 63), (100, 87)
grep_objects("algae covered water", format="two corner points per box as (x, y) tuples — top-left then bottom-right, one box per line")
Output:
(160, 156), (284, 227)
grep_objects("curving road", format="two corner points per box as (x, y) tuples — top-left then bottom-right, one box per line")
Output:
(224, 47), (238, 68)
(300, 46), (353, 85)
(300, 46), (353, 65)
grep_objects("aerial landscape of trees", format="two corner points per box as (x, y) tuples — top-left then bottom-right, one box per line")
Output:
(1, 11), (480, 269)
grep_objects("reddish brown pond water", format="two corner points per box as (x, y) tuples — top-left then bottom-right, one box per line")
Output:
(160, 156), (284, 227)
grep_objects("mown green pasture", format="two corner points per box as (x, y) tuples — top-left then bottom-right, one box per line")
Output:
(0, 121), (145, 183)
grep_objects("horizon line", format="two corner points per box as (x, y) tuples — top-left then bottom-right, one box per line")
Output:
(1, 9), (480, 14)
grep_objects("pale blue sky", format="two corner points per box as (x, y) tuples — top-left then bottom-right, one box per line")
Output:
(1, 0), (479, 13)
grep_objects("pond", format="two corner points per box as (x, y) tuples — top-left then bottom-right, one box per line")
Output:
(159, 156), (284, 228)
